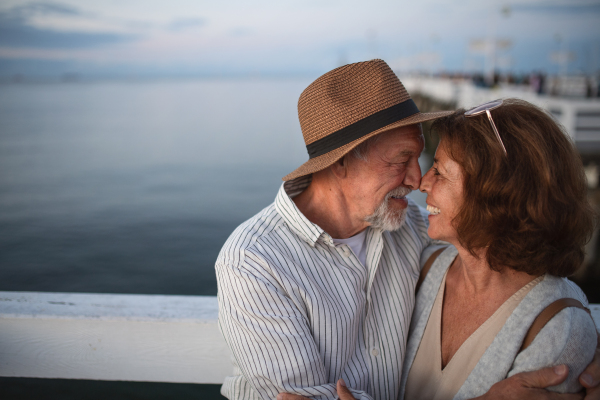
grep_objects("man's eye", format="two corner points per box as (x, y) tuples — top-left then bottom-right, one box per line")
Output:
(433, 168), (440, 176)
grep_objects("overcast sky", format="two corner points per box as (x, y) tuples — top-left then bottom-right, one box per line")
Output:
(0, 0), (599, 77)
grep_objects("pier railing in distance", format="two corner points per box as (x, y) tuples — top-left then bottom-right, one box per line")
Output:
(0, 291), (599, 384)
(401, 76), (600, 155)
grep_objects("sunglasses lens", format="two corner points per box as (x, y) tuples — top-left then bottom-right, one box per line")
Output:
(464, 100), (503, 116)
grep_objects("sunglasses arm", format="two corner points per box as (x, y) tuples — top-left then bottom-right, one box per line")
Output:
(485, 109), (508, 156)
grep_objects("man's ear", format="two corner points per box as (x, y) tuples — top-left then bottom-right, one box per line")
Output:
(330, 155), (349, 179)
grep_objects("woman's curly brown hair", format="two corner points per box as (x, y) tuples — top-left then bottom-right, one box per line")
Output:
(431, 98), (596, 277)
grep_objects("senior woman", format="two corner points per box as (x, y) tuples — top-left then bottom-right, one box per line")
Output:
(399, 98), (597, 400)
(279, 98), (599, 400)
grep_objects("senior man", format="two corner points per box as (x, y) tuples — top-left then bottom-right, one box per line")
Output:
(216, 60), (600, 400)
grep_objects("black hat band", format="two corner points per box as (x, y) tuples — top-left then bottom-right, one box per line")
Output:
(306, 98), (420, 159)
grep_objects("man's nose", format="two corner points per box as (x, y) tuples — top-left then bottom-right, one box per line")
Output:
(403, 159), (422, 190)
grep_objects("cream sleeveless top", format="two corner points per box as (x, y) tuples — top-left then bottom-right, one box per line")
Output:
(404, 270), (542, 400)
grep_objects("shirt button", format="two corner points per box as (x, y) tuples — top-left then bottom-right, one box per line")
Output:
(371, 348), (379, 357)
(343, 247), (351, 257)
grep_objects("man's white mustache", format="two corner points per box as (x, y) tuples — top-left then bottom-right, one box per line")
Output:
(387, 186), (411, 199)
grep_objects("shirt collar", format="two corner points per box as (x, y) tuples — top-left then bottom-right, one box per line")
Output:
(275, 175), (330, 247)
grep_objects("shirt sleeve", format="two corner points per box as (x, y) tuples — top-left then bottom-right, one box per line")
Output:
(216, 249), (375, 400)
(507, 307), (598, 393)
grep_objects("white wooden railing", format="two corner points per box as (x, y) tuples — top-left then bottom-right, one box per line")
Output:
(0, 291), (231, 384)
(0, 291), (598, 384)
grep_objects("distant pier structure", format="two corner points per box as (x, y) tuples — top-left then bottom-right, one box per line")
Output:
(402, 76), (600, 157)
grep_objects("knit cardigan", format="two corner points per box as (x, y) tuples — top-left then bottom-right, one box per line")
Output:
(399, 246), (598, 400)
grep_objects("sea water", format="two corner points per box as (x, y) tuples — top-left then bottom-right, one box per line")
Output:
(0, 78), (428, 296)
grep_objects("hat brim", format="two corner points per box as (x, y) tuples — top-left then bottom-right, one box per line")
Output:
(282, 110), (454, 181)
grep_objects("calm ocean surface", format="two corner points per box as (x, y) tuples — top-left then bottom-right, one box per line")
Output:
(0, 78), (428, 296)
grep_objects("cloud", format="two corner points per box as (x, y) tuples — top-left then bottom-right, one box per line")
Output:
(0, 2), (136, 49)
(6, 2), (81, 18)
(168, 17), (205, 32)
(229, 27), (252, 37)
(510, 1), (600, 14)
(0, 0), (597, 76)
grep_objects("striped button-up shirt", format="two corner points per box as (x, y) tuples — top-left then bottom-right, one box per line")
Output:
(216, 177), (439, 400)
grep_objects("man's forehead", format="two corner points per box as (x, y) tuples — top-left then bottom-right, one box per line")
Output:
(394, 123), (423, 136)
(378, 123), (423, 139)
(377, 124), (425, 151)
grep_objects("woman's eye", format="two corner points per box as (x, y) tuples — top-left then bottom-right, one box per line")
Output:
(433, 168), (440, 176)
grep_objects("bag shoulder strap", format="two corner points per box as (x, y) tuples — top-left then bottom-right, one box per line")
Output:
(520, 298), (591, 351)
(415, 247), (447, 293)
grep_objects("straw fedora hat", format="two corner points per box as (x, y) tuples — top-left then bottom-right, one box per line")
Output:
(283, 59), (453, 181)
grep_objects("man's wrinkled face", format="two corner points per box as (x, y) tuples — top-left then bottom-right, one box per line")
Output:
(345, 124), (425, 231)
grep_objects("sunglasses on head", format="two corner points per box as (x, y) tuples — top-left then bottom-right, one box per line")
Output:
(464, 99), (507, 156)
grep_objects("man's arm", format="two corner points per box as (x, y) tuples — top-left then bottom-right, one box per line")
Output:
(279, 343), (600, 400)
(217, 250), (374, 400)
(280, 365), (595, 400)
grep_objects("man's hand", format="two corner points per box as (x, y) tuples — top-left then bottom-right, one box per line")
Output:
(277, 380), (358, 400)
(580, 344), (600, 400)
(336, 379), (358, 400)
(277, 392), (309, 400)
(474, 365), (582, 400)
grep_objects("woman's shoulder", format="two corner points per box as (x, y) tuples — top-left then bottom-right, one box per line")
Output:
(512, 275), (595, 363)
(520, 275), (595, 352)
(453, 275), (596, 399)
(534, 274), (589, 305)
(507, 275), (596, 393)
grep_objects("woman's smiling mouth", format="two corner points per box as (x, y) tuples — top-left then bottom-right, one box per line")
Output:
(426, 204), (441, 215)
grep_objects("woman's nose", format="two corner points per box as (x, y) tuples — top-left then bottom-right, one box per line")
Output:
(419, 170), (432, 193)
